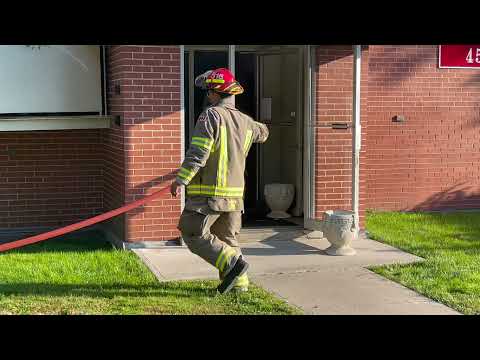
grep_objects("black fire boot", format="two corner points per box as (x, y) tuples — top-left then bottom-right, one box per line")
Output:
(217, 256), (249, 294)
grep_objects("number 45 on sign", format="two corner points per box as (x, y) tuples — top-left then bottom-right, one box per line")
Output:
(466, 48), (480, 64)
(439, 45), (480, 68)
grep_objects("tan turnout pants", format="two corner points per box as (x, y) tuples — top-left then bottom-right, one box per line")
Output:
(178, 209), (244, 276)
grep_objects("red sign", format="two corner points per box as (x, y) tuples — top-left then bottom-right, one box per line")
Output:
(439, 45), (480, 68)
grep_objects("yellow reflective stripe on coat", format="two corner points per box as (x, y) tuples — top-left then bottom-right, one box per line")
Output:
(178, 167), (195, 179)
(191, 136), (213, 146)
(178, 167), (196, 182)
(186, 189), (244, 197)
(191, 136), (214, 151)
(191, 141), (212, 151)
(217, 126), (228, 188)
(186, 184), (244, 197)
(187, 184), (243, 191)
(244, 130), (253, 154)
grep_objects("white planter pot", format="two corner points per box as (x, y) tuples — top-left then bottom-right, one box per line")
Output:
(322, 210), (357, 256)
(264, 183), (295, 219)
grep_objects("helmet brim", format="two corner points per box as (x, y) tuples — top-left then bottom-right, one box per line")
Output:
(211, 82), (244, 95)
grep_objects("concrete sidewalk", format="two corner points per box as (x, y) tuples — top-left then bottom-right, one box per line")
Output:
(133, 235), (460, 315)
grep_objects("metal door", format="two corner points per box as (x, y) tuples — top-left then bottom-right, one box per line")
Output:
(256, 47), (303, 217)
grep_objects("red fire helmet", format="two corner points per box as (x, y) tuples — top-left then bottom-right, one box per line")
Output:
(205, 68), (244, 95)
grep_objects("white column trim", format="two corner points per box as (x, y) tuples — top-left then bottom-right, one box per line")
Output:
(304, 45), (317, 230)
(352, 45), (362, 232)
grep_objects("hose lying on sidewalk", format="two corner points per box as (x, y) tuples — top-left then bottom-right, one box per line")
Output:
(0, 185), (172, 253)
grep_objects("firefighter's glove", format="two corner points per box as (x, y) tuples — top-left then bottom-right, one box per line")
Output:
(170, 181), (182, 197)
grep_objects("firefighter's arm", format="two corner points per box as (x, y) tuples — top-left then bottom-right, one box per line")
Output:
(175, 109), (219, 186)
(251, 120), (269, 144)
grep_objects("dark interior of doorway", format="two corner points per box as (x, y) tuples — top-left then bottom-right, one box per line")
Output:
(184, 50), (300, 228)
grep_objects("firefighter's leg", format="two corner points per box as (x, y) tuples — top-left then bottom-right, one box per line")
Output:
(211, 211), (249, 291)
(178, 210), (243, 284)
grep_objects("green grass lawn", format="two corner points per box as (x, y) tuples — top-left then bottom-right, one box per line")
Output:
(0, 231), (301, 315)
(367, 211), (480, 315)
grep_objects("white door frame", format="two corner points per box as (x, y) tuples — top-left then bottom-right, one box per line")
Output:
(180, 45), (185, 212)
(303, 45), (316, 230)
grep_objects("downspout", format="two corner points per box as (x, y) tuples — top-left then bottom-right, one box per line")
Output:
(352, 45), (361, 235)
(228, 45), (235, 106)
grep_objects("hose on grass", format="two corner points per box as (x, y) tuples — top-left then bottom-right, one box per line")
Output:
(0, 185), (172, 253)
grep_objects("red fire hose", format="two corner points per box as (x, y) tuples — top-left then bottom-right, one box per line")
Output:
(0, 185), (172, 253)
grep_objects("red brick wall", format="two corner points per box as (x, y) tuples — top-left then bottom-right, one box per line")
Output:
(0, 130), (104, 231)
(107, 45), (182, 243)
(314, 46), (369, 228)
(366, 45), (480, 211)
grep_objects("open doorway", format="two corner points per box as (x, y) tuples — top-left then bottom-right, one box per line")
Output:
(183, 45), (306, 229)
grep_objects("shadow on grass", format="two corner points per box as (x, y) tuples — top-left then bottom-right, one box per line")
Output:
(0, 281), (220, 299)
(1, 230), (114, 254)
(0, 282), (279, 311)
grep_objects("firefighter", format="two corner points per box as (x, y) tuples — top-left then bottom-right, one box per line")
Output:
(171, 68), (269, 294)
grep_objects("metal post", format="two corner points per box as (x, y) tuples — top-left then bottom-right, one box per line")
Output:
(228, 45), (236, 75)
(228, 45), (235, 106)
(352, 45), (361, 234)
(188, 50), (194, 141)
(102, 45), (108, 116)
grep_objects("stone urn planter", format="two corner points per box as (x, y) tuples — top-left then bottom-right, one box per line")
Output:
(264, 183), (295, 219)
(322, 210), (357, 256)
